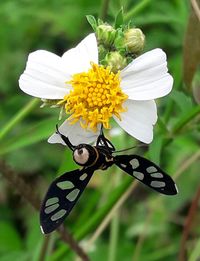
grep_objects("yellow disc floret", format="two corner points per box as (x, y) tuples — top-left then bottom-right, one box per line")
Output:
(60, 63), (128, 131)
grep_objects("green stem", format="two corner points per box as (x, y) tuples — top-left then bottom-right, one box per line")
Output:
(108, 213), (120, 261)
(100, 0), (110, 20)
(124, 0), (153, 22)
(44, 233), (56, 261)
(0, 98), (39, 140)
(108, 168), (121, 261)
(163, 99), (175, 123)
(157, 118), (169, 135)
(132, 210), (153, 261)
(38, 236), (51, 261)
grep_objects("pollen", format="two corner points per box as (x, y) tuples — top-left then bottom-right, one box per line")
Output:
(60, 63), (128, 131)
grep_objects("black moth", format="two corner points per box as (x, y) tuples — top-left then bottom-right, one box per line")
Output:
(40, 126), (178, 234)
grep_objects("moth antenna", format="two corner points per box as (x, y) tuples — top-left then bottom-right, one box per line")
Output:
(112, 144), (148, 154)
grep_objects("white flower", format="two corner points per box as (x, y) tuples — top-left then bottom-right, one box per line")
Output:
(19, 33), (173, 145)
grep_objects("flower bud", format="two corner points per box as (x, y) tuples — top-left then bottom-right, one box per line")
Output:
(96, 24), (116, 47)
(105, 51), (127, 73)
(98, 44), (107, 63)
(124, 28), (145, 54)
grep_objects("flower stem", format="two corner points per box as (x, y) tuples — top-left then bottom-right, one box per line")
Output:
(0, 98), (40, 140)
(108, 212), (120, 261)
(100, 0), (110, 20)
(38, 236), (51, 261)
(108, 168), (121, 261)
(132, 209), (153, 261)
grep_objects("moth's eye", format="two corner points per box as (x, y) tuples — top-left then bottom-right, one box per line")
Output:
(73, 147), (89, 165)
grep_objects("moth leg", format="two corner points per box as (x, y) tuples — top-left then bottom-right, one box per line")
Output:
(55, 124), (75, 150)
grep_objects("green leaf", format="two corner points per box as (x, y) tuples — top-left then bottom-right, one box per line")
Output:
(0, 252), (30, 261)
(86, 15), (97, 31)
(0, 98), (39, 141)
(189, 237), (200, 261)
(172, 105), (200, 134)
(148, 135), (163, 165)
(0, 221), (23, 252)
(25, 215), (43, 251)
(114, 8), (124, 29)
(0, 117), (57, 155)
(170, 90), (193, 113)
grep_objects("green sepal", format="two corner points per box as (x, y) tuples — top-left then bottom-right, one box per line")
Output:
(86, 15), (97, 31)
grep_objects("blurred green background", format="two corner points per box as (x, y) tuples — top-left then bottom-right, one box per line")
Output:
(0, 0), (200, 260)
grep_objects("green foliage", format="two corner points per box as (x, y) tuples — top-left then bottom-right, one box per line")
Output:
(0, 221), (23, 252)
(0, 0), (200, 261)
(114, 8), (124, 28)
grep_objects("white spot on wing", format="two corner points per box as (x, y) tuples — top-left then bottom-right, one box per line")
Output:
(44, 203), (59, 214)
(133, 171), (144, 180)
(79, 173), (88, 181)
(150, 172), (163, 178)
(66, 188), (80, 202)
(45, 197), (59, 207)
(120, 163), (127, 168)
(57, 181), (75, 190)
(51, 209), (67, 221)
(130, 159), (139, 169)
(150, 181), (165, 188)
(146, 166), (157, 173)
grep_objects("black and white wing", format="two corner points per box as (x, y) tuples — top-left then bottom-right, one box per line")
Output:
(115, 155), (178, 195)
(40, 167), (95, 234)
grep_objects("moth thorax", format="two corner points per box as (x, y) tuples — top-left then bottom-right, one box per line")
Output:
(73, 146), (90, 165)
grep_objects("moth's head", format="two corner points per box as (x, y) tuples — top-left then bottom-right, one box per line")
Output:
(73, 144), (98, 166)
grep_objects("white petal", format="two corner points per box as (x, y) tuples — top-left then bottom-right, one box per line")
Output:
(121, 49), (173, 100)
(48, 120), (100, 146)
(62, 33), (98, 74)
(19, 50), (71, 99)
(114, 99), (157, 144)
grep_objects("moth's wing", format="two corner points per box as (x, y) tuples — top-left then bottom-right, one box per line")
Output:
(40, 167), (95, 234)
(115, 155), (178, 195)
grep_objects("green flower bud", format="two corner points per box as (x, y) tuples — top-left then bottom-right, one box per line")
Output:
(96, 24), (116, 47)
(124, 28), (145, 54)
(114, 28), (125, 50)
(105, 51), (127, 73)
(98, 44), (107, 63)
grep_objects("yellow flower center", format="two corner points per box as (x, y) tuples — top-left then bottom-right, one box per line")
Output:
(60, 63), (128, 131)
